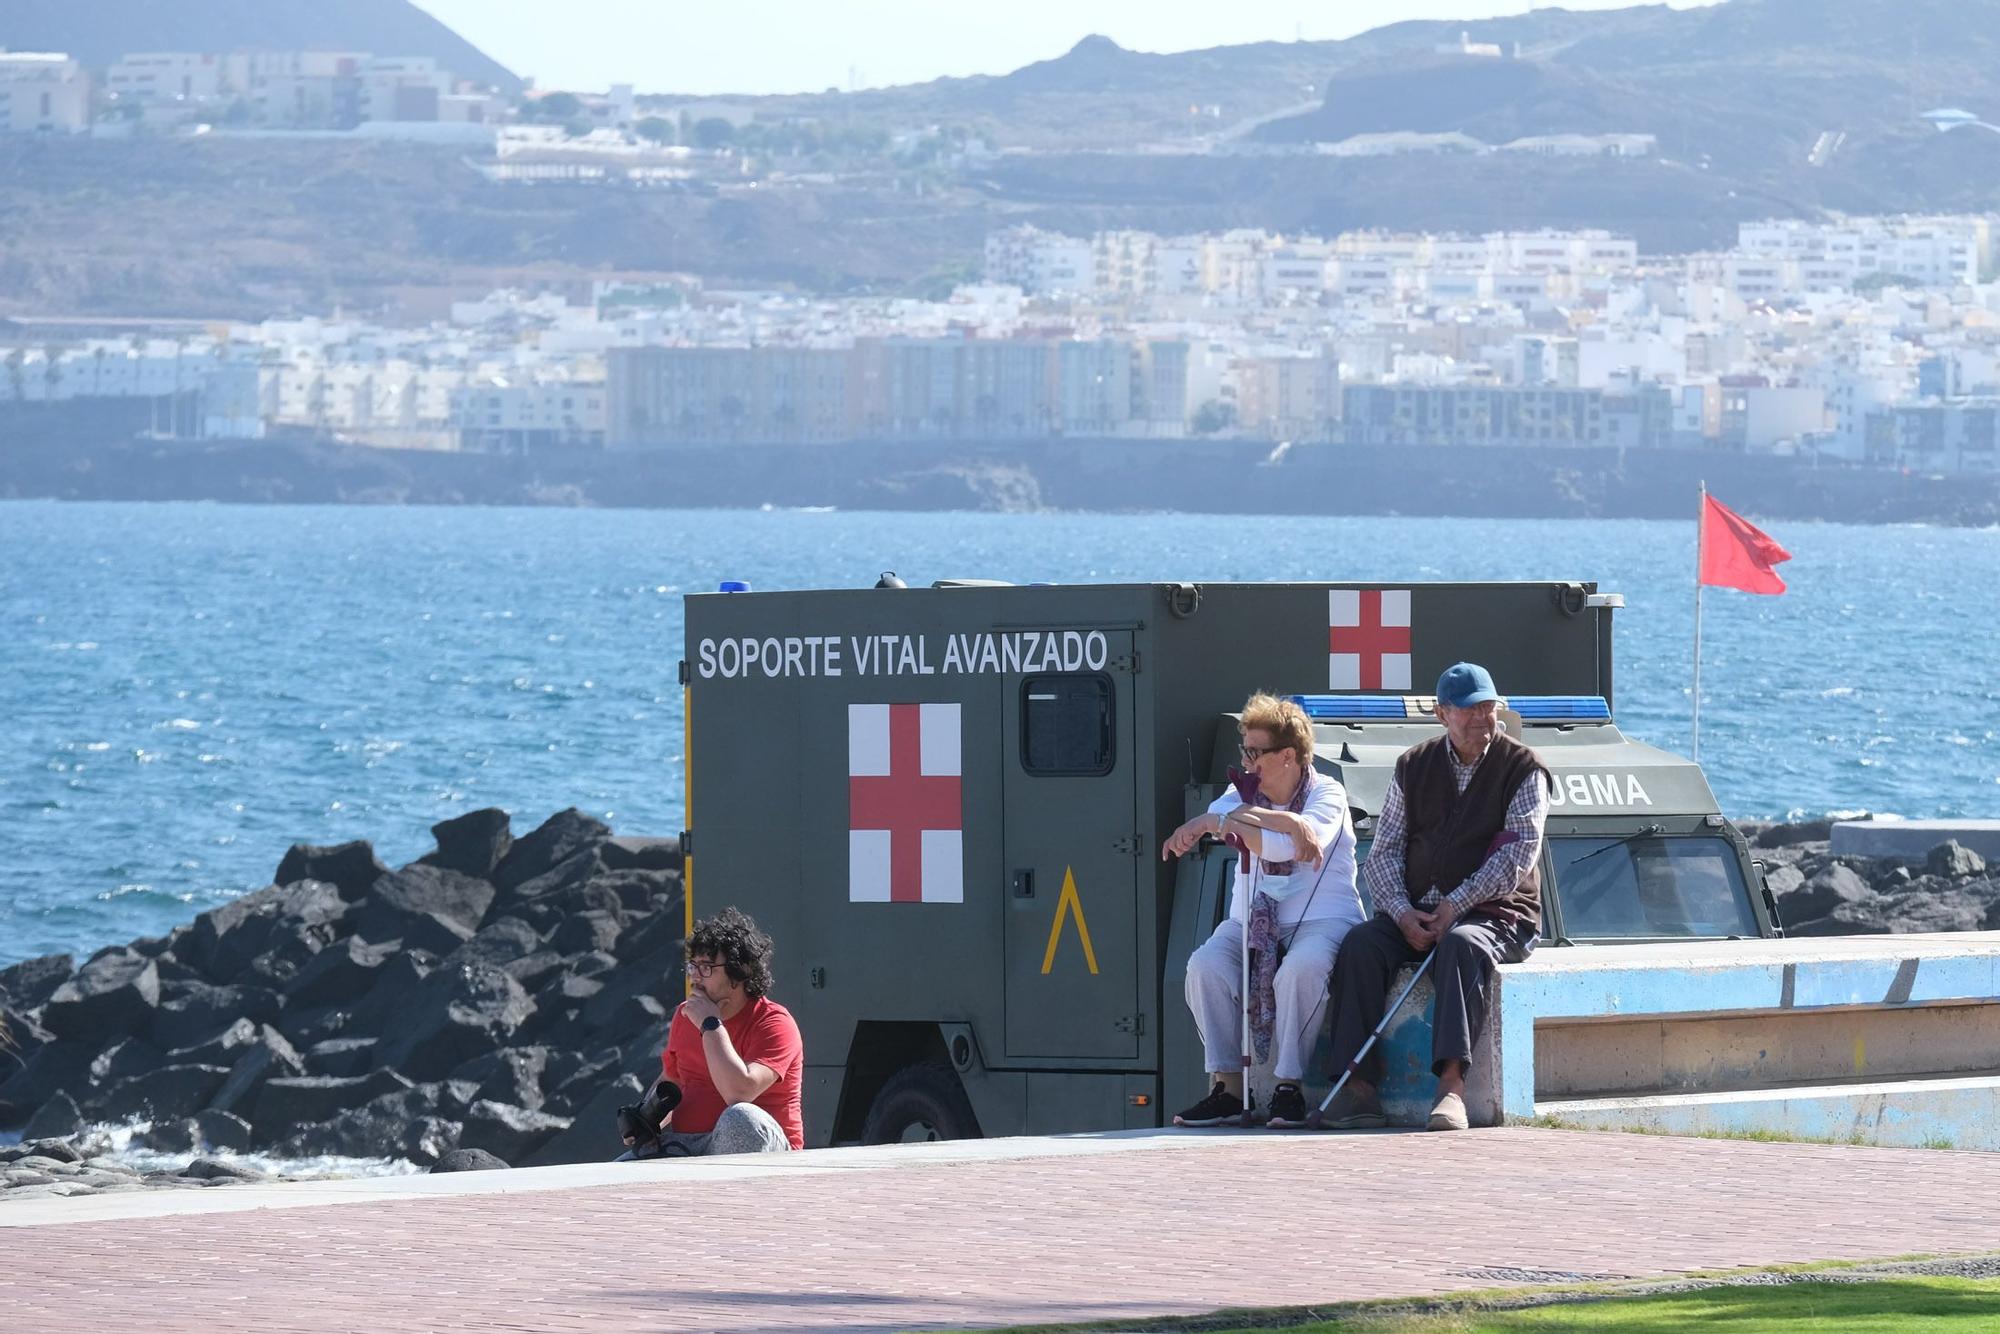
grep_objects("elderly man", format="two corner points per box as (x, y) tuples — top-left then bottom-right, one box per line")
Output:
(1321, 662), (1550, 1133)
(1162, 693), (1364, 1129)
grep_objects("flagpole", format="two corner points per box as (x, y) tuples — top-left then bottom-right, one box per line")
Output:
(1693, 479), (1706, 763)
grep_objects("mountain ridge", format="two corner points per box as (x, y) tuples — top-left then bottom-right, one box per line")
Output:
(0, 0), (520, 93)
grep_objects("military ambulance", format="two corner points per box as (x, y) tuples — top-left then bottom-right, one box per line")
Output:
(681, 579), (1782, 1147)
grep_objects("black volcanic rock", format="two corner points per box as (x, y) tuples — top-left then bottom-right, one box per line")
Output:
(274, 841), (391, 904)
(431, 1147), (510, 1173)
(207, 1029), (307, 1119)
(183, 880), (348, 983)
(456, 1099), (568, 1163)
(600, 837), (680, 874)
(41, 949), (160, 1040)
(194, 1109), (253, 1153)
(444, 918), (542, 973)
(372, 963), (536, 1081)
(103, 1063), (232, 1119)
(494, 809), (611, 894)
(551, 911), (622, 959)
(304, 1036), (379, 1078)
(423, 808), (513, 879)
(21, 1090), (82, 1142)
(451, 1046), (549, 1112)
(356, 865), (495, 941)
(1781, 864), (1873, 922)
(0, 953), (75, 1011)
(284, 935), (399, 1008)
(0, 1039), (95, 1123)
(251, 1070), (414, 1132)
(85, 1035), (167, 1096)
(1927, 840), (1987, 880)
(152, 982), (283, 1051)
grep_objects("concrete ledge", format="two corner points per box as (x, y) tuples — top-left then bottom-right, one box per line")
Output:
(1539, 1072), (2000, 1150)
(1369, 933), (2000, 1141)
(1832, 819), (2000, 861)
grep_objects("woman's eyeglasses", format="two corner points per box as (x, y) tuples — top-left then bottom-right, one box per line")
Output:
(1239, 744), (1280, 762)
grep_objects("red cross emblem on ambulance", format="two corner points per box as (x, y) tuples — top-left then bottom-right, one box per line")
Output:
(1328, 589), (1412, 691)
(847, 703), (964, 904)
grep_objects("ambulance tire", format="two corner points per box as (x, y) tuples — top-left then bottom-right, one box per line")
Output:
(861, 1063), (980, 1144)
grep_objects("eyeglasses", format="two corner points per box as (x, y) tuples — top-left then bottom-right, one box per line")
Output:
(685, 959), (728, 979)
(1239, 744), (1282, 762)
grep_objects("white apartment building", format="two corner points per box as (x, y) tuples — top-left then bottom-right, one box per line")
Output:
(106, 52), (225, 104)
(452, 377), (608, 450)
(0, 53), (90, 133)
(1737, 216), (1989, 289)
(359, 56), (453, 123)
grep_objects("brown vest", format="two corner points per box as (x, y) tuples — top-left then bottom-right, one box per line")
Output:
(1394, 732), (1550, 933)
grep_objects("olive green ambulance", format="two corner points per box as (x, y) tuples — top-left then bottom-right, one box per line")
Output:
(681, 579), (1779, 1146)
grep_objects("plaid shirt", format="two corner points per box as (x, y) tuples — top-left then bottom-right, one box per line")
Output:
(1364, 742), (1550, 919)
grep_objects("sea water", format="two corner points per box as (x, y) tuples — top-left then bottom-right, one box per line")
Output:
(3, 500), (1996, 968)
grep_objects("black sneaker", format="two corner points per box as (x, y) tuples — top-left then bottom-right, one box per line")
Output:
(1266, 1082), (1309, 1129)
(1174, 1081), (1252, 1127)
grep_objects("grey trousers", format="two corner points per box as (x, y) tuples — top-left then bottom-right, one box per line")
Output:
(615, 1102), (790, 1160)
(1186, 917), (1353, 1082)
(1326, 913), (1536, 1082)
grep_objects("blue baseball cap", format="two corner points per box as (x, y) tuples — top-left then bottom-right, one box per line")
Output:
(1436, 662), (1501, 708)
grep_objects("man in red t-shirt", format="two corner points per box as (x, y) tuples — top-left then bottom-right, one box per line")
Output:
(618, 906), (804, 1158)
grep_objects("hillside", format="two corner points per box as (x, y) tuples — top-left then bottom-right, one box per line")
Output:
(0, 0), (520, 92)
(14, 0), (2000, 316)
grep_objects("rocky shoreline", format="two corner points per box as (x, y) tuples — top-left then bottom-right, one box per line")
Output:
(1738, 820), (1997, 935)
(1, 813), (1994, 1205)
(6, 434), (2000, 524)
(1, 808), (682, 1198)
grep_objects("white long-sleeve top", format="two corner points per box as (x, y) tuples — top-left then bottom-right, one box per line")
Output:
(1208, 771), (1365, 930)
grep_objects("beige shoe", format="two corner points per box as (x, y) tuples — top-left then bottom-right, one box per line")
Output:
(1426, 1091), (1470, 1132)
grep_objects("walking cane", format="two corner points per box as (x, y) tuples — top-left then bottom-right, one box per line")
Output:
(1303, 948), (1435, 1130)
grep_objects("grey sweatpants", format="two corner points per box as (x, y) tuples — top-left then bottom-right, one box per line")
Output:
(615, 1102), (790, 1160)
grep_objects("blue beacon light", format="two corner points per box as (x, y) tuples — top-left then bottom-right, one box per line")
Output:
(718, 580), (751, 593)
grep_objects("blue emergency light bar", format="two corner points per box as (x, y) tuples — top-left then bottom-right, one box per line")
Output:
(1290, 694), (1612, 724)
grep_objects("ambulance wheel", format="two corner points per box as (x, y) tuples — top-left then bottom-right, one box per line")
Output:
(861, 1063), (980, 1144)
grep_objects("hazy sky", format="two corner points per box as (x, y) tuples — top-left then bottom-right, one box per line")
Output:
(411, 1), (1723, 96)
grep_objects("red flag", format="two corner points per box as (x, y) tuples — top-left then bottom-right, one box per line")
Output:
(1699, 494), (1791, 594)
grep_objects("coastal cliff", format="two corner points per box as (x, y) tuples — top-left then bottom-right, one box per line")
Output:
(3, 434), (1997, 524)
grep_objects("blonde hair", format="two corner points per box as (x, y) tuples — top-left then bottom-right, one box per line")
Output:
(1239, 693), (1313, 766)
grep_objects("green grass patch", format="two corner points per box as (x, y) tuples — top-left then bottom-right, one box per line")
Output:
(996, 1263), (2000, 1334)
(1074, 1278), (2000, 1334)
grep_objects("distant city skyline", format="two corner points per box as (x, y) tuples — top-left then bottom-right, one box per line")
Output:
(410, 0), (1724, 97)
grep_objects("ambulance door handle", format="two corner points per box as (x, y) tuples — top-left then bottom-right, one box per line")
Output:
(1011, 869), (1035, 899)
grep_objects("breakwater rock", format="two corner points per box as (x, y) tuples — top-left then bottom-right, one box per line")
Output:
(1741, 821), (1999, 935)
(0, 808), (682, 1188)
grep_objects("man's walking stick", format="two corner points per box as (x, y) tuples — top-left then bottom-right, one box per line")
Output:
(1303, 948), (1435, 1130)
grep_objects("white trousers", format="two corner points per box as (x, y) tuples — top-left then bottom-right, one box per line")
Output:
(1185, 916), (1351, 1083)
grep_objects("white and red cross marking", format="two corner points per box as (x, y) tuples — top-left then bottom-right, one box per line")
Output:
(1328, 589), (1412, 691)
(847, 702), (964, 904)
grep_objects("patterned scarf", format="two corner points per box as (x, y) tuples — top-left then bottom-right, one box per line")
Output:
(1224, 766), (1314, 1062)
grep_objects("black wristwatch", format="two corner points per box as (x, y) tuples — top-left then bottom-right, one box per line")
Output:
(700, 1015), (722, 1033)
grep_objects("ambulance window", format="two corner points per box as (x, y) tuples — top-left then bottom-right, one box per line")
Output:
(1020, 674), (1115, 776)
(1550, 835), (1759, 939)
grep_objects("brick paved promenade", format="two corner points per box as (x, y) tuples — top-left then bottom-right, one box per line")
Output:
(6, 1126), (1999, 1332)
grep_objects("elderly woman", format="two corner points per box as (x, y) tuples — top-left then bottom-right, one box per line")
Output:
(1161, 692), (1363, 1128)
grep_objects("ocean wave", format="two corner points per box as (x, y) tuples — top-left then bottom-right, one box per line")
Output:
(74, 1121), (421, 1180)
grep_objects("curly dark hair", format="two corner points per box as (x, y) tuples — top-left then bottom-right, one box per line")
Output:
(686, 906), (776, 998)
